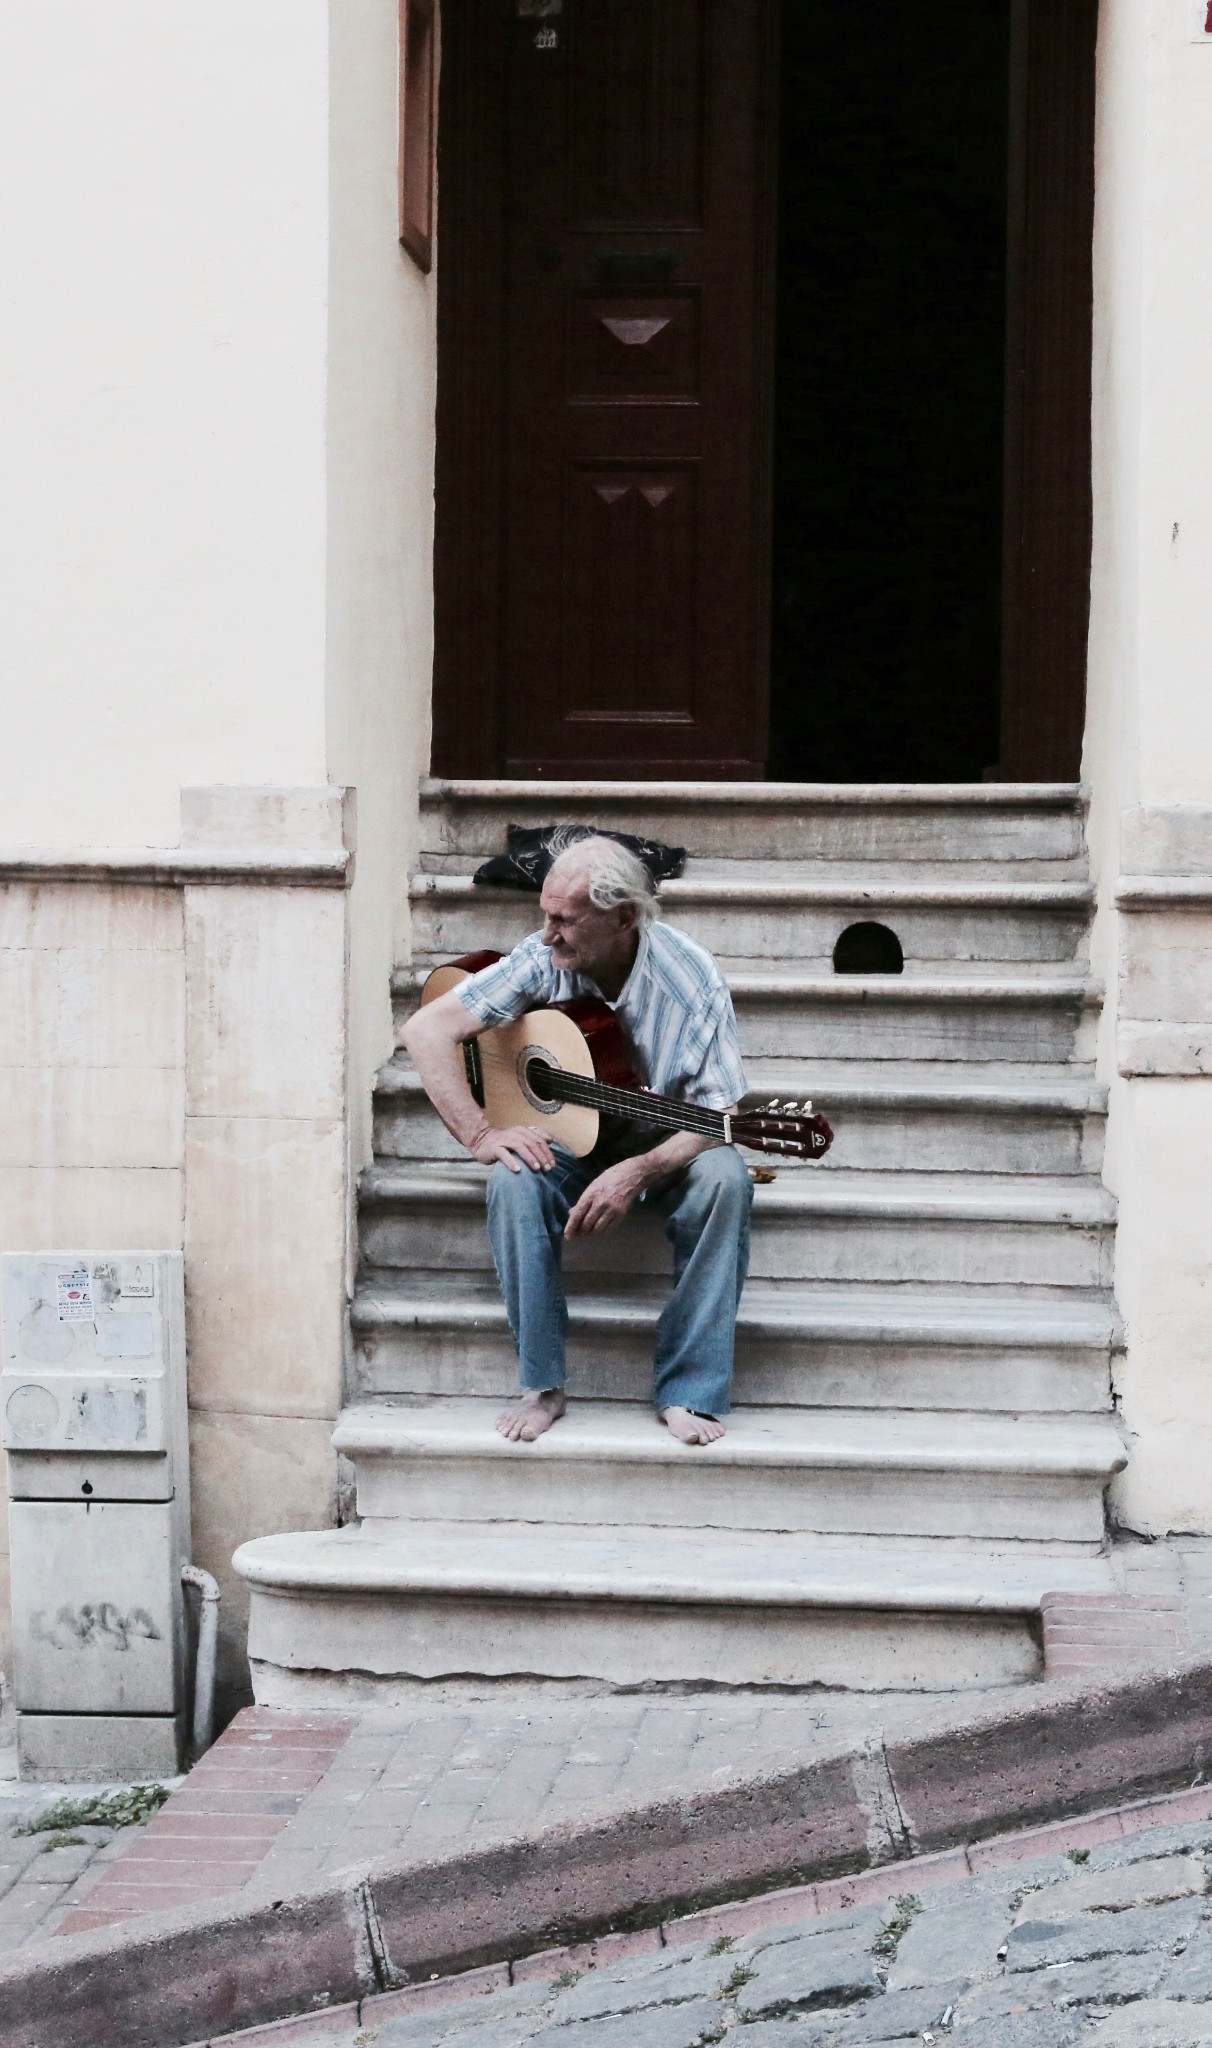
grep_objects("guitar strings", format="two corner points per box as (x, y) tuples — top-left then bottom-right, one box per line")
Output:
(471, 1042), (725, 1136)
(547, 1075), (725, 1137)
(472, 1042), (811, 1143)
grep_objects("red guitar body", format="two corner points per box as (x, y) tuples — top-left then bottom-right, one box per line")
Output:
(442, 950), (641, 1086)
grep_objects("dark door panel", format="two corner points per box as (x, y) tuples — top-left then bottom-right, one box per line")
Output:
(434, 0), (774, 780)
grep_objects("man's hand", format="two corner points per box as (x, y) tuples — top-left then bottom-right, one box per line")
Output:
(473, 1124), (556, 1174)
(565, 1159), (643, 1237)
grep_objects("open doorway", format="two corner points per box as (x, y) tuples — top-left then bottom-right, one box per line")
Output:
(769, 0), (1096, 782)
(770, 1), (1010, 782)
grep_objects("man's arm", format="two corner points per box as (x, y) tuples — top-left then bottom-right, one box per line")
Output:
(400, 988), (557, 1173)
(565, 1120), (736, 1237)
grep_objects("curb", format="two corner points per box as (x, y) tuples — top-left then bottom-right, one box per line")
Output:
(3, 1651), (1211, 2048)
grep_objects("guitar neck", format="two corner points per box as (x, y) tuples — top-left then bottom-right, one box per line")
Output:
(542, 1068), (731, 1143)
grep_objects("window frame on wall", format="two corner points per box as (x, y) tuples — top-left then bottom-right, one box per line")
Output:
(399, 0), (437, 272)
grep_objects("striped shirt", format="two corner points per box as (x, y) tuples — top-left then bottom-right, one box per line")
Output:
(455, 923), (747, 1110)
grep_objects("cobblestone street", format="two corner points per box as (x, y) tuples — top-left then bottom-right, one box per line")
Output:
(198, 1808), (1212, 2046)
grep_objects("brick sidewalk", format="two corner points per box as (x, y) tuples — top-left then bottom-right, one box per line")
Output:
(55, 1713), (354, 1937)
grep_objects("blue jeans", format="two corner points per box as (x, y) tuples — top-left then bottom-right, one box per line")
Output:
(485, 1144), (753, 1416)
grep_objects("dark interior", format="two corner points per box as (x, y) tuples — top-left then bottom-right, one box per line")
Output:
(768, 0), (1012, 782)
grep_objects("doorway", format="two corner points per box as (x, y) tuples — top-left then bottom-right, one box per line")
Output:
(431, 0), (1097, 783)
(771, 2), (1009, 783)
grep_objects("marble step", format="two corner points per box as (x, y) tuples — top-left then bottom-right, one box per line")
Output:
(358, 1162), (1117, 1290)
(409, 873), (1093, 968)
(335, 1397), (1126, 1546)
(372, 1060), (1108, 1176)
(350, 1274), (1119, 1414)
(420, 777), (1086, 867)
(235, 1520), (1116, 1695)
(393, 966), (1102, 1065)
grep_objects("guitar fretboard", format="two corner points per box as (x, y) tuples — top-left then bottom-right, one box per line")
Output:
(533, 1063), (728, 1141)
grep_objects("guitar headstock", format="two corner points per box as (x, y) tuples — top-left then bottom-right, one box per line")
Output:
(733, 1099), (834, 1161)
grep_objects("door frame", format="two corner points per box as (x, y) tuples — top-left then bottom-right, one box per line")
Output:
(999, 0), (1098, 780)
(431, 0), (508, 779)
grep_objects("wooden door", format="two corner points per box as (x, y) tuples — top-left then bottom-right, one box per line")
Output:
(433, 0), (774, 780)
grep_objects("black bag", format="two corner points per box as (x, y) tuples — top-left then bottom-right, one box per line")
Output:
(472, 823), (686, 893)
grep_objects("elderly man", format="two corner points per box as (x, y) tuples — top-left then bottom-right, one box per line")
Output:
(403, 836), (753, 1445)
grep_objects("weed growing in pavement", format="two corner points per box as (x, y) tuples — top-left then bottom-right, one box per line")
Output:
(39, 1832), (86, 1851)
(18, 1784), (170, 1834)
(707, 1935), (736, 1955)
(722, 1961), (755, 1997)
(1009, 1882), (1040, 1914)
(552, 1969), (582, 1990)
(871, 1894), (922, 1964)
(1066, 1847), (1091, 1864)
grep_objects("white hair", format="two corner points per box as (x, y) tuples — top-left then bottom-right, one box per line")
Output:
(546, 831), (656, 927)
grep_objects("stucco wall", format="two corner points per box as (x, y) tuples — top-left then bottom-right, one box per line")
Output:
(326, 0), (437, 1195)
(1085, 0), (1212, 1533)
(0, 2), (334, 848)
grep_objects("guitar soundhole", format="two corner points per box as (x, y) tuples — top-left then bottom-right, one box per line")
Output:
(520, 1047), (562, 1113)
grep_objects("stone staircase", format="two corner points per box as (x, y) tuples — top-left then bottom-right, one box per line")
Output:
(235, 779), (1125, 1698)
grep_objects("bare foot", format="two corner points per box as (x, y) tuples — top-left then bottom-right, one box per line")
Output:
(660, 1406), (726, 1446)
(496, 1389), (567, 1443)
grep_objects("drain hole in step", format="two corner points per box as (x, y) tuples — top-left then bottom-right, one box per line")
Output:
(833, 922), (904, 974)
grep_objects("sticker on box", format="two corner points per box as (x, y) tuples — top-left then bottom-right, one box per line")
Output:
(56, 1270), (93, 1322)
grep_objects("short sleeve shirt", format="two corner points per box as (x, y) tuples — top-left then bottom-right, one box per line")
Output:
(454, 922), (747, 1111)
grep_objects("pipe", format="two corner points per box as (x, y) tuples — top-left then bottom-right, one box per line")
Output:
(181, 1563), (221, 1758)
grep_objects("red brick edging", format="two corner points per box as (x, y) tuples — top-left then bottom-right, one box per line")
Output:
(57, 1712), (354, 1938)
(1041, 1589), (1189, 1678)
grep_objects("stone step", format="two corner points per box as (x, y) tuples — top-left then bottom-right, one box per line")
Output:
(392, 967), (1102, 1065)
(358, 1162), (1116, 1290)
(408, 873), (1093, 969)
(335, 1397), (1126, 1546)
(420, 777), (1086, 867)
(350, 1274), (1119, 1414)
(234, 1520), (1116, 1695)
(372, 1060), (1107, 1175)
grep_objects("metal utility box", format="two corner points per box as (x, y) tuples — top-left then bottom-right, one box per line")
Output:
(2, 1253), (190, 1781)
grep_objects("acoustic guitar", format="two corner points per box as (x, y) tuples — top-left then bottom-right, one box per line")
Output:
(421, 952), (833, 1162)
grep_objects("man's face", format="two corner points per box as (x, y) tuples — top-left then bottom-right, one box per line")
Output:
(540, 867), (634, 976)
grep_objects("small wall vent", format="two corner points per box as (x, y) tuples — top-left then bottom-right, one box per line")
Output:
(833, 922), (904, 974)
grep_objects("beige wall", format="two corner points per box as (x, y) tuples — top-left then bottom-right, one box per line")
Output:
(0, 811), (351, 1700)
(0, 880), (186, 1673)
(0, 0), (439, 1708)
(326, 0), (438, 1197)
(179, 793), (352, 1701)
(1085, 0), (1212, 1534)
(0, 2), (333, 848)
